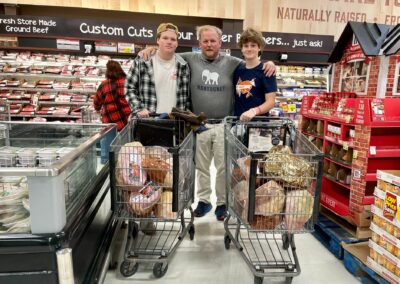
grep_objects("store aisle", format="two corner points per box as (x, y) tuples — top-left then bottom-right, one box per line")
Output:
(105, 165), (358, 284)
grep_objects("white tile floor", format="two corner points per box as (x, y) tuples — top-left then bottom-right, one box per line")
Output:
(105, 166), (359, 284)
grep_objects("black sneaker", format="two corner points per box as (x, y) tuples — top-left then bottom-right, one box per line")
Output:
(194, 201), (212, 217)
(215, 204), (227, 221)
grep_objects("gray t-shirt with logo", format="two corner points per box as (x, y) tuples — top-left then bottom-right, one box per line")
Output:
(181, 53), (241, 119)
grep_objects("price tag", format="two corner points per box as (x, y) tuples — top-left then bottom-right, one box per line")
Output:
(288, 104), (296, 113)
(370, 146), (376, 156)
(343, 142), (348, 151)
(353, 150), (358, 159)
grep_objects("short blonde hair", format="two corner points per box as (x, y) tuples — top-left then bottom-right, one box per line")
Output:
(157, 23), (179, 38)
(196, 25), (222, 40)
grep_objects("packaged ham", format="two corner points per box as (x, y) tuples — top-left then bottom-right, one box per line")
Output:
(254, 180), (285, 217)
(128, 182), (162, 216)
(232, 180), (249, 221)
(116, 141), (147, 189)
(236, 156), (251, 180)
(142, 156), (171, 184)
(284, 190), (314, 232)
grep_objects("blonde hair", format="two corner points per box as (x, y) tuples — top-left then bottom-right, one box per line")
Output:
(196, 25), (222, 40)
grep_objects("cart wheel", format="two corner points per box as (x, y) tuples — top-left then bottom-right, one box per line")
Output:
(224, 234), (231, 250)
(188, 225), (195, 240)
(254, 276), (263, 284)
(119, 260), (138, 277)
(282, 233), (290, 250)
(285, 277), (293, 284)
(153, 262), (168, 278)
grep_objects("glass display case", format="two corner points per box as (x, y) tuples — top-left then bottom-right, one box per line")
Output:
(0, 121), (118, 284)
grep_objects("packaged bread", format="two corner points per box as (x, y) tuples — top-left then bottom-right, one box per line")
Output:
(155, 190), (175, 219)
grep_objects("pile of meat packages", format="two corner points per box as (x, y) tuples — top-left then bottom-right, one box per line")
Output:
(232, 145), (315, 231)
(116, 142), (175, 219)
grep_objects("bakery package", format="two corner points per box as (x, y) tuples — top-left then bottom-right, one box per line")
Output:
(155, 190), (175, 219)
(284, 189), (314, 231)
(126, 182), (162, 217)
(115, 141), (147, 190)
(263, 145), (314, 188)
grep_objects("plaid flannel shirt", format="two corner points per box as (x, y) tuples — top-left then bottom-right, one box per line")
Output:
(94, 78), (132, 131)
(124, 54), (191, 114)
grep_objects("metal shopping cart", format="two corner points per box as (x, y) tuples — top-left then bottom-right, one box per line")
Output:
(223, 117), (323, 284)
(109, 117), (195, 278)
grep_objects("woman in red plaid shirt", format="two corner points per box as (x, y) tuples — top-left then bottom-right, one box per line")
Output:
(94, 60), (132, 131)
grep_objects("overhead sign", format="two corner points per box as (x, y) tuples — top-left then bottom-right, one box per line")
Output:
(0, 15), (333, 53)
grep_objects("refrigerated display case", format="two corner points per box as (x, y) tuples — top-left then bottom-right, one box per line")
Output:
(0, 121), (119, 284)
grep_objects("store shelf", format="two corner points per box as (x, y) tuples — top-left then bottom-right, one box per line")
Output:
(362, 195), (375, 205)
(0, 72), (103, 81)
(365, 173), (377, 182)
(324, 173), (351, 190)
(367, 147), (400, 158)
(0, 87), (96, 94)
(320, 183), (350, 217)
(325, 156), (352, 169)
(302, 130), (323, 139)
(324, 135), (354, 148)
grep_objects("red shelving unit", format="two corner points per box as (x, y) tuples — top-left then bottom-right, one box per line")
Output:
(300, 93), (400, 224)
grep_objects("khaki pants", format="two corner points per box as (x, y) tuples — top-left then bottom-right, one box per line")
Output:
(195, 123), (225, 206)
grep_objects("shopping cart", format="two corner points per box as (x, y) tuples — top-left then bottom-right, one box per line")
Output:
(223, 116), (323, 284)
(109, 117), (195, 278)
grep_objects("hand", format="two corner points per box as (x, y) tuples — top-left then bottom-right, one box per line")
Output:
(137, 109), (150, 118)
(262, 60), (276, 77)
(240, 108), (256, 122)
(139, 47), (157, 60)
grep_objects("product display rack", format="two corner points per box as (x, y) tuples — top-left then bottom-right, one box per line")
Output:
(0, 51), (133, 121)
(275, 65), (328, 119)
(300, 94), (400, 232)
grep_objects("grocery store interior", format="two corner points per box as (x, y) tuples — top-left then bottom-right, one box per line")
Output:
(0, 1), (400, 284)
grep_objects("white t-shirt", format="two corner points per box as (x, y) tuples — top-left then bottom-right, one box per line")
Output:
(152, 53), (177, 113)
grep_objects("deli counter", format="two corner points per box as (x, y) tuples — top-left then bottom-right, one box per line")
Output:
(0, 121), (118, 284)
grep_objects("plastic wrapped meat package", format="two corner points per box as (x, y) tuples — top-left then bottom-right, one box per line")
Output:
(284, 189), (314, 232)
(116, 141), (147, 190)
(127, 182), (162, 217)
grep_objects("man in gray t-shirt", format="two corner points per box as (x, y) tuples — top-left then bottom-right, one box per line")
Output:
(142, 25), (275, 221)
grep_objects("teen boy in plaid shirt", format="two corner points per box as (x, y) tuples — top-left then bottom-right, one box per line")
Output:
(124, 23), (191, 117)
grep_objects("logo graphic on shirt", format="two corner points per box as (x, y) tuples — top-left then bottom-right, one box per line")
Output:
(236, 78), (255, 98)
(202, 69), (219, 85)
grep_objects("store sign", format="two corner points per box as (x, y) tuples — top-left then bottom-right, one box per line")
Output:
(0, 15), (333, 52)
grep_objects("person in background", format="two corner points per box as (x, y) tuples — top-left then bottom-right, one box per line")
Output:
(94, 60), (131, 131)
(124, 22), (191, 117)
(234, 28), (277, 121)
(140, 25), (275, 221)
